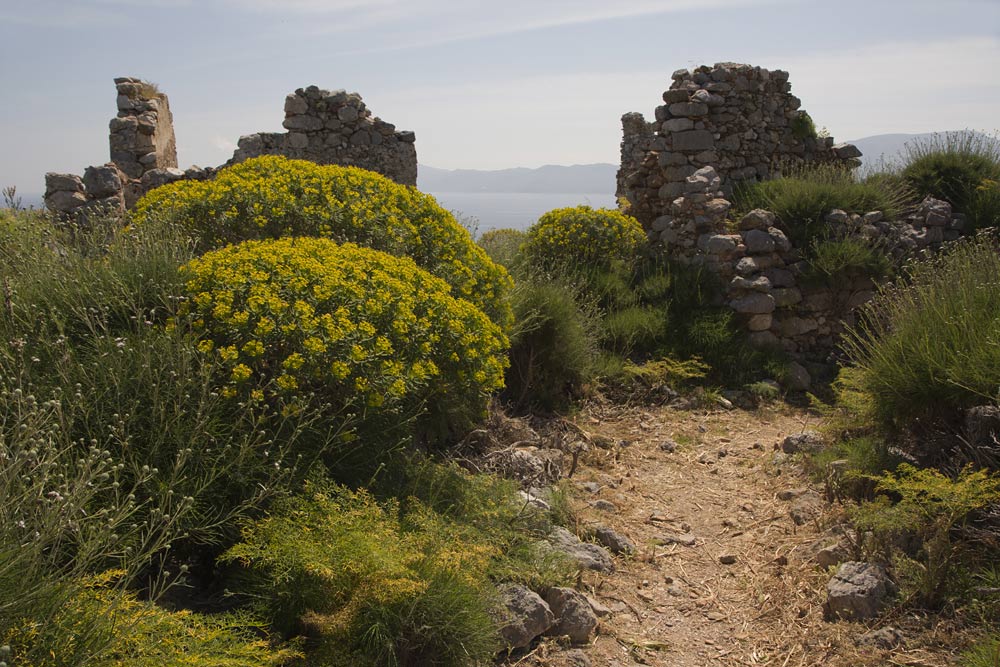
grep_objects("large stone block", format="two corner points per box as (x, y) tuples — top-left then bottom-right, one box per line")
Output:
(83, 165), (122, 198)
(730, 293), (775, 314)
(672, 130), (715, 152)
(824, 562), (895, 621)
(282, 114), (324, 131)
(668, 102), (709, 117)
(498, 584), (554, 649)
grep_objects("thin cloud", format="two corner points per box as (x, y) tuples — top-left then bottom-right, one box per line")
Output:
(773, 36), (1000, 139)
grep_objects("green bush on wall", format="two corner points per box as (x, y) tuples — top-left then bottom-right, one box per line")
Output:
(133, 156), (513, 329)
(178, 237), (509, 441)
(902, 131), (1000, 215)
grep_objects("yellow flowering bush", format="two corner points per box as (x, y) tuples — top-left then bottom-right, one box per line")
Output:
(221, 479), (500, 666)
(177, 238), (508, 436)
(523, 205), (647, 269)
(133, 156), (512, 328)
(3, 572), (298, 667)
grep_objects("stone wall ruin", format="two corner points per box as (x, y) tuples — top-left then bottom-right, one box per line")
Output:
(618, 63), (967, 387)
(618, 62), (861, 230)
(44, 78), (418, 218)
(231, 86), (417, 186)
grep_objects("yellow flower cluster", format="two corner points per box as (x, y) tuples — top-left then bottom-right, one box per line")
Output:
(179, 237), (508, 420)
(133, 156), (513, 329)
(523, 205), (647, 269)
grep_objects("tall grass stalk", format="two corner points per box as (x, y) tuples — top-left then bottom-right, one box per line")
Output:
(842, 232), (1000, 433)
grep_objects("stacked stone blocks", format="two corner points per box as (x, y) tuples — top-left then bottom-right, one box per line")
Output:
(231, 85), (417, 186)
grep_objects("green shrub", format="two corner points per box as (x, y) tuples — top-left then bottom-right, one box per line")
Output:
(962, 635), (1000, 667)
(221, 479), (501, 667)
(522, 205), (646, 271)
(0, 218), (326, 550)
(732, 164), (912, 246)
(4, 573), (298, 667)
(374, 456), (574, 591)
(842, 233), (1000, 435)
(0, 390), (183, 665)
(601, 305), (666, 357)
(133, 156), (513, 329)
(902, 131), (1000, 214)
(675, 308), (786, 386)
(967, 178), (1000, 231)
(504, 277), (597, 413)
(790, 111), (817, 140)
(477, 228), (526, 269)
(852, 464), (1000, 608)
(179, 238), (508, 444)
(801, 236), (891, 286)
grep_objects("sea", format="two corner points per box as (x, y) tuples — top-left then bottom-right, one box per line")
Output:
(12, 191), (619, 238)
(427, 192), (617, 237)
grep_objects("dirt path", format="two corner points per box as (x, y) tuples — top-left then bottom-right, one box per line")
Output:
(517, 402), (961, 667)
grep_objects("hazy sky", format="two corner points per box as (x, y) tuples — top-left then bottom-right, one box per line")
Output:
(1, 0), (998, 194)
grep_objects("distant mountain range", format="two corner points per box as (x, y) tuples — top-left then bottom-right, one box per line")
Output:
(418, 163), (618, 195)
(417, 131), (993, 195)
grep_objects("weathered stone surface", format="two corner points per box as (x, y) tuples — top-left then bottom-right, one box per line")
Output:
(781, 431), (824, 454)
(856, 626), (904, 649)
(498, 583), (555, 649)
(731, 293), (775, 315)
(83, 165), (122, 198)
(965, 405), (1000, 450)
(743, 228), (776, 254)
(833, 142), (862, 159)
(814, 542), (849, 569)
(705, 234), (739, 254)
(282, 114), (324, 131)
(772, 287), (802, 307)
(546, 527), (614, 573)
(672, 129), (714, 151)
(46, 190), (88, 211)
(825, 562), (896, 621)
(783, 361), (812, 391)
(588, 526), (636, 555)
(284, 93), (309, 115)
(668, 102), (709, 117)
(544, 588), (599, 643)
(747, 314), (772, 331)
(662, 117), (695, 132)
(45, 173), (84, 194)
(740, 209), (776, 230)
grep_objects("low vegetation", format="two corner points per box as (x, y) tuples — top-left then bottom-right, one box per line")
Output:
(901, 131), (1000, 221)
(0, 158), (559, 667)
(489, 206), (788, 412)
(4, 123), (1000, 665)
(841, 233), (1000, 439)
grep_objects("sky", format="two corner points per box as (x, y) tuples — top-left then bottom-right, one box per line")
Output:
(1, 0), (999, 194)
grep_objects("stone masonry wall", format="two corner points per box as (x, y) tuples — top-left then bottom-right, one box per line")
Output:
(618, 63), (861, 230)
(46, 79), (416, 219)
(660, 165), (964, 388)
(617, 62), (968, 387)
(231, 86), (417, 186)
(110, 77), (177, 181)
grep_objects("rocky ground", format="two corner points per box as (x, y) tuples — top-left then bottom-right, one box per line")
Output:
(501, 401), (969, 667)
